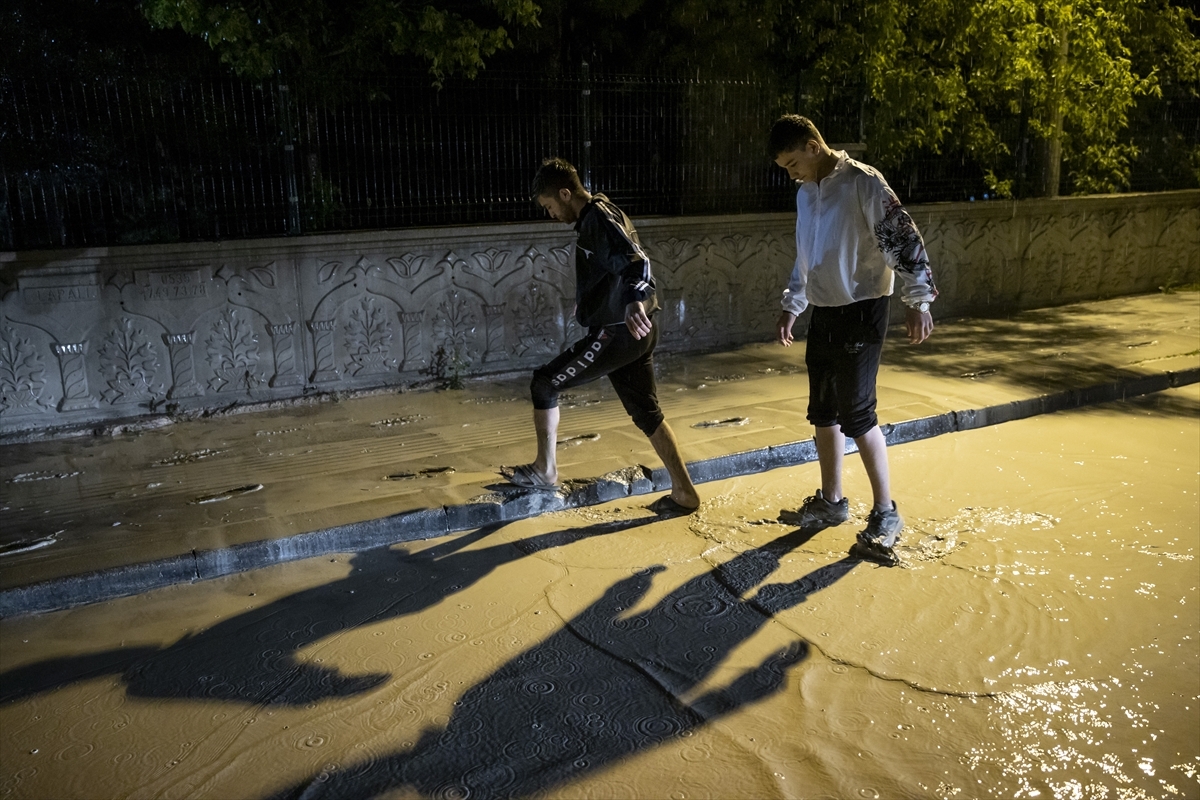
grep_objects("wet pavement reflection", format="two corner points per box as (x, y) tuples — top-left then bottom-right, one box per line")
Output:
(1, 384), (1196, 799)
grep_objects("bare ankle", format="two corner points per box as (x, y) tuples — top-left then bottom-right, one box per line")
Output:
(671, 488), (700, 509)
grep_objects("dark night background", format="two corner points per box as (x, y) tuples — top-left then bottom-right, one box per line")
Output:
(2, 0), (1197, 249)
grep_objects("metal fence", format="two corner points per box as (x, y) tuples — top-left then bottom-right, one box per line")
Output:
(3, 70), (1196, 252)
(1, 72), (796, 250)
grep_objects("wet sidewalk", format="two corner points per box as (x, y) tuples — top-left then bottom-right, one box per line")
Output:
(2, 292), (1197, 615)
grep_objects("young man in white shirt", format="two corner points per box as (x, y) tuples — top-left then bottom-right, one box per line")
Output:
(769, 114), (937, 563)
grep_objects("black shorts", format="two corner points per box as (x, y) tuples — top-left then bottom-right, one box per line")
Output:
(530, 322), (665, 436)
(805, 296), (890, 439)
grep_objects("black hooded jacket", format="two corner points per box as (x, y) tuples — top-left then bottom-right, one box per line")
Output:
(572, 194), (660, 328)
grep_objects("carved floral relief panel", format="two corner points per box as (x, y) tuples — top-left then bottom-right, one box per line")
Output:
(0, 322), (51, 416)
(203, 307), (266, 393)
(98, 317), (164, 405)
(926, 216), (981, 308)
(342, 296), (397, 378)
(3, 194), (1195, 434)
(1016, 215), (1063, 307)
(510, 282), (565, 358)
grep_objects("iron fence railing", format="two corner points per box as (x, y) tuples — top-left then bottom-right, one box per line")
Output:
(1, 72), (796, 250)
(3, 71), (1196, 251)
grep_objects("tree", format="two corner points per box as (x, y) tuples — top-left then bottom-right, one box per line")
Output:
(962, 0), (1189, 196)
(488, 0), (783, 78)
(139, 0), (542, 86)
(0, 0), (216, 81)
(772, 0), (1199, 197)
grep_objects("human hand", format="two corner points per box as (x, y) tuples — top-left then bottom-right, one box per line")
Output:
(776, 312), (797, 346)
(905, 306), (933, 344)
(625, 301), (653, 339)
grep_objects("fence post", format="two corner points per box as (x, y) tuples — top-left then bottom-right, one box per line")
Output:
(581, 61), (592, 192)
(0, 173), (12, 251)
(278, 83), (302, 236)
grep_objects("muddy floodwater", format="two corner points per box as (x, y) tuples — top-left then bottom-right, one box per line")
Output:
(1, 386), (1197, 799)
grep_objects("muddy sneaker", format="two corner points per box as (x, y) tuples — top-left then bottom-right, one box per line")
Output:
(851, 502), (903, 565)
(783, 490), (850, 529)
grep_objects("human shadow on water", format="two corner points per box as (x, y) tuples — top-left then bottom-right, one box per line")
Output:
(0, 516), (651, 706)
(265, 524), (859, 800)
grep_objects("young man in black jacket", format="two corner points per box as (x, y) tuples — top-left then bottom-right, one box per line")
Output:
(501, 157), (700, 514)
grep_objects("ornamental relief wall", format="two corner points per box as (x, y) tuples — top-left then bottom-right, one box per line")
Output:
(1, 190), (1196, 435)
(645, 229), (794, 350)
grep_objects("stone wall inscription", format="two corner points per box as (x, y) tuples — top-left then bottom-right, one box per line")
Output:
(136, 268), (209, 302)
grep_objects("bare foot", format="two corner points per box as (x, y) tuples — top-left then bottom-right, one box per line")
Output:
(670, 489), (700, 510)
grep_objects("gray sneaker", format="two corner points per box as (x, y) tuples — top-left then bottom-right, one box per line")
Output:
(786, 490), (849, 529)
(852, 502), (904, 564)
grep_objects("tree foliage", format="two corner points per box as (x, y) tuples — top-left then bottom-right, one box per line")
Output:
(139, 0), (541, 85)
(490, 0), (783, 78)
(10, 0), (1195, 201)
(129, 0), (1198, 197)
(773, 0), (1199, 196)
(0, 0), (215, 80)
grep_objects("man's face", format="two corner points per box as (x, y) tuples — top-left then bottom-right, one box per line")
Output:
(774, 141), (821, 183)
(537, 188), (577, 224)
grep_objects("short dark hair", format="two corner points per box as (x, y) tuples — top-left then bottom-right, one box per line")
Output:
(531, 157), (584, 198)
(768, 115), (825, 158)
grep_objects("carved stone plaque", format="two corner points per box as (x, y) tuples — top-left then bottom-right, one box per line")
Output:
(136, 268), (210, 302)
(19, 273), (100, 305)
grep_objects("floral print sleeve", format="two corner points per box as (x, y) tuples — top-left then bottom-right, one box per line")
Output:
(868, 182), (937, 307)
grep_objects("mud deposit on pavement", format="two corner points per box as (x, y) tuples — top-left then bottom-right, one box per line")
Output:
(4, 292), (1198, 593)
(1, 387), (1197, 799)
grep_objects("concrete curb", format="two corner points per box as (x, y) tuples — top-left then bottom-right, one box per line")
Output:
(3, 367), (1196, 618)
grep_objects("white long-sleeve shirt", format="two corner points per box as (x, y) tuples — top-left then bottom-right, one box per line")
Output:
(782, 152), (937, 316)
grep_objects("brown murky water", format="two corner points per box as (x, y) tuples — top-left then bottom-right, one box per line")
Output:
(1, 386), (1196, 799)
